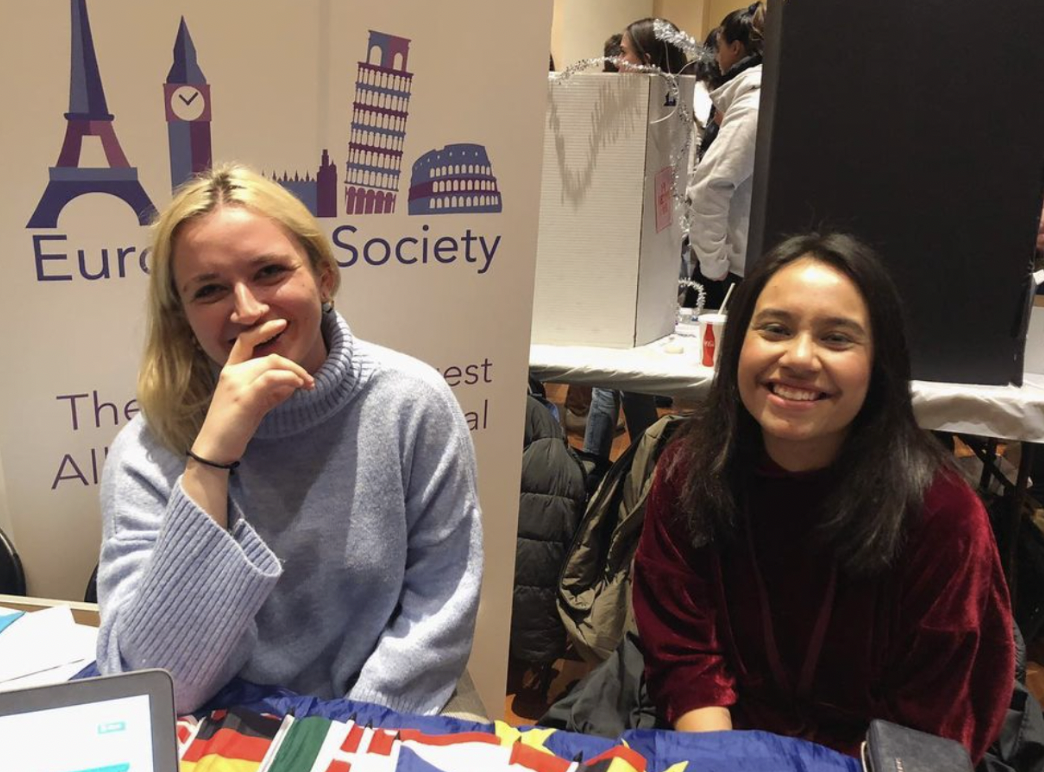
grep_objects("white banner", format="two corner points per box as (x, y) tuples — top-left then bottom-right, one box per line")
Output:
(0, 0), (551, 715)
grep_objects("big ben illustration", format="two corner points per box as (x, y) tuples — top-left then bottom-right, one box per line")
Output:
(164, 18), (212, 191)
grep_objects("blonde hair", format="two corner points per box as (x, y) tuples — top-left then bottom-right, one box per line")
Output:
(138, 163), (342, 453)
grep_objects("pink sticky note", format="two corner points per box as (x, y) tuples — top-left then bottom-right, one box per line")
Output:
(655, 166), (673, 233)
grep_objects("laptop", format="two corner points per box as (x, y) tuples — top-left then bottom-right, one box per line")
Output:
(0, 669), (179, 772)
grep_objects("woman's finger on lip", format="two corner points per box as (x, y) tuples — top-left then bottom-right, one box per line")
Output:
(228, 319), (287, 364)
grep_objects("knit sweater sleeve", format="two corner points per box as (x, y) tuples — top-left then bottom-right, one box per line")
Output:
(632, 453), (738, 724)
(345, 376), (484, 715)
(883, 473), (1014, 764)
(95, 417), (282, 713)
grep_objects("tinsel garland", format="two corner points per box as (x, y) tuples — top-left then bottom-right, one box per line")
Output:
(652, 20), (719, 77)
(652, 19), (699, 59)
(549, 55), (695, 237)
(679, 278), (707, 316)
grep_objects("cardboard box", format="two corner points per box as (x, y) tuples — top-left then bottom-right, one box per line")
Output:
(531, 73), (694, 348)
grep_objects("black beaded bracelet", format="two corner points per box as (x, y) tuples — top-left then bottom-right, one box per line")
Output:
(186, 449), (241, 471)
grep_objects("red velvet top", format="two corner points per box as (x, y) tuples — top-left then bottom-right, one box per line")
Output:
(632, 449), (1015, 763)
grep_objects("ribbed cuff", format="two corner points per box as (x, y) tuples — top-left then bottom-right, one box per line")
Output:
(348, 683), (450, 717)
(117, 482), (281, 691)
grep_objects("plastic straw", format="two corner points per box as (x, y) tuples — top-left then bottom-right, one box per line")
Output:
(719, 282), (736, 315)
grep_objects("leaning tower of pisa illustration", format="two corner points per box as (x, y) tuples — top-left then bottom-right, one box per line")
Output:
(344, 31), (413, 215)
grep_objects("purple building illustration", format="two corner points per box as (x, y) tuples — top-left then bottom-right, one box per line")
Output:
(408, 144), (503, 215)
(271, 149), (338, 218)
(315, 149), (338, 218)
(345, 31), (413, 215)
(159, 16), (336, 218)
(164, 18), (212, 192)
(28, 0), (154, 228)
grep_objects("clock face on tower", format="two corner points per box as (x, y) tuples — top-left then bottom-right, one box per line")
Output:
(165, 84), (210, 122)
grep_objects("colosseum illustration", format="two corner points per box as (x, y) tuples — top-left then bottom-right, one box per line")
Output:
(408, 144), (503, 215)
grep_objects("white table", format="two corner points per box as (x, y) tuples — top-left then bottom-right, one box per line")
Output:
(530, 334), (1044, 443)
(532, 334), (1044, 594)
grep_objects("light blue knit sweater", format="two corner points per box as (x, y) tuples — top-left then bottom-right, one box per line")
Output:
(96, 312), (483, 715)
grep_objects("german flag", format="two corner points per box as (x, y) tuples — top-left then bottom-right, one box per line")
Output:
(180, 707), (285, 772)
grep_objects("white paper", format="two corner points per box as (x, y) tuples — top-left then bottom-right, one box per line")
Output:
(0, 606), (98, 684)
(0, 660), (94, 692)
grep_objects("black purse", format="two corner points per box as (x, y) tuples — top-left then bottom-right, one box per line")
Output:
(862, 720), (973, 772)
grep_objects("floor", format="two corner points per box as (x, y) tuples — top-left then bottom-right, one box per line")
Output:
(503, 382), (1044, 727)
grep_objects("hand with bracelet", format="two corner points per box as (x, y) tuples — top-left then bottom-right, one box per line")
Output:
(184, 320), (317, 529)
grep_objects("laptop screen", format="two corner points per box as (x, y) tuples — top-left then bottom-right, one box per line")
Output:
(0, 670), (178, 772)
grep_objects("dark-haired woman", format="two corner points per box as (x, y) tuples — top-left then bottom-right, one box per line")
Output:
(618, 17), (689, 75)
(686, 2), (765, 309)
(603, 33), (623, 73)
(633, 233), (1013, 763)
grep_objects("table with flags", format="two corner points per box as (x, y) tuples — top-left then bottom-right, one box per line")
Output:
(171, 678), (859, 772)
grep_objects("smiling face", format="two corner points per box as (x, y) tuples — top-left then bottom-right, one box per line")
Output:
(737, 258), (873, 471)
(172, 205), (333, 374)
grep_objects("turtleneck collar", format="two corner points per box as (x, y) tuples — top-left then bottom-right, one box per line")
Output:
(253, 311), (369, 439)
(754, 451), (839, 483)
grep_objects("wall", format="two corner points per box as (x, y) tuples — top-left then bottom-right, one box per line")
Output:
(550, 0), (721, 72)
(551, 0), (652, 69)
(653, 0), (710, 39)
(706, 0), (751, 31)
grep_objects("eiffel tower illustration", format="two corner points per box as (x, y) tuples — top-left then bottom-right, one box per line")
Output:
(27, 0), (155, 228)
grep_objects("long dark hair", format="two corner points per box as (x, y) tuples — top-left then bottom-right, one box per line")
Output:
(670, 232), (953, 576)
(694, 27), (722, 87)
(625, 18), (688, 75)
(603, 33), (623, 73)
(719, 2), (766, 59)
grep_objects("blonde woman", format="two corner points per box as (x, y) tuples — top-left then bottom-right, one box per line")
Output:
(96, 165), (483, 714)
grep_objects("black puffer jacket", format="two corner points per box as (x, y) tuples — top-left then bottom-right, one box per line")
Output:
(511, 396), (587, 664)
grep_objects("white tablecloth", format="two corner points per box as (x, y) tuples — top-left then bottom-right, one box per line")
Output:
(530, 335), (1044, 444)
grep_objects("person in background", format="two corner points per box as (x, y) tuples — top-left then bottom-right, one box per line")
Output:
(96, 165), (483, 715)
(603, 33), (623, 73)
(618, 17), (688, 74)
(692, 28), (723, 162)
(584, 18), (690, 460)
(686, 2), (765, 310)
(633, 232), (1013, 763)
(682, 28), (723, 309)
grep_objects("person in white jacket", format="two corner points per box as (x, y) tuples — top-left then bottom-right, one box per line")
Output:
(687, 3), (765, 307)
